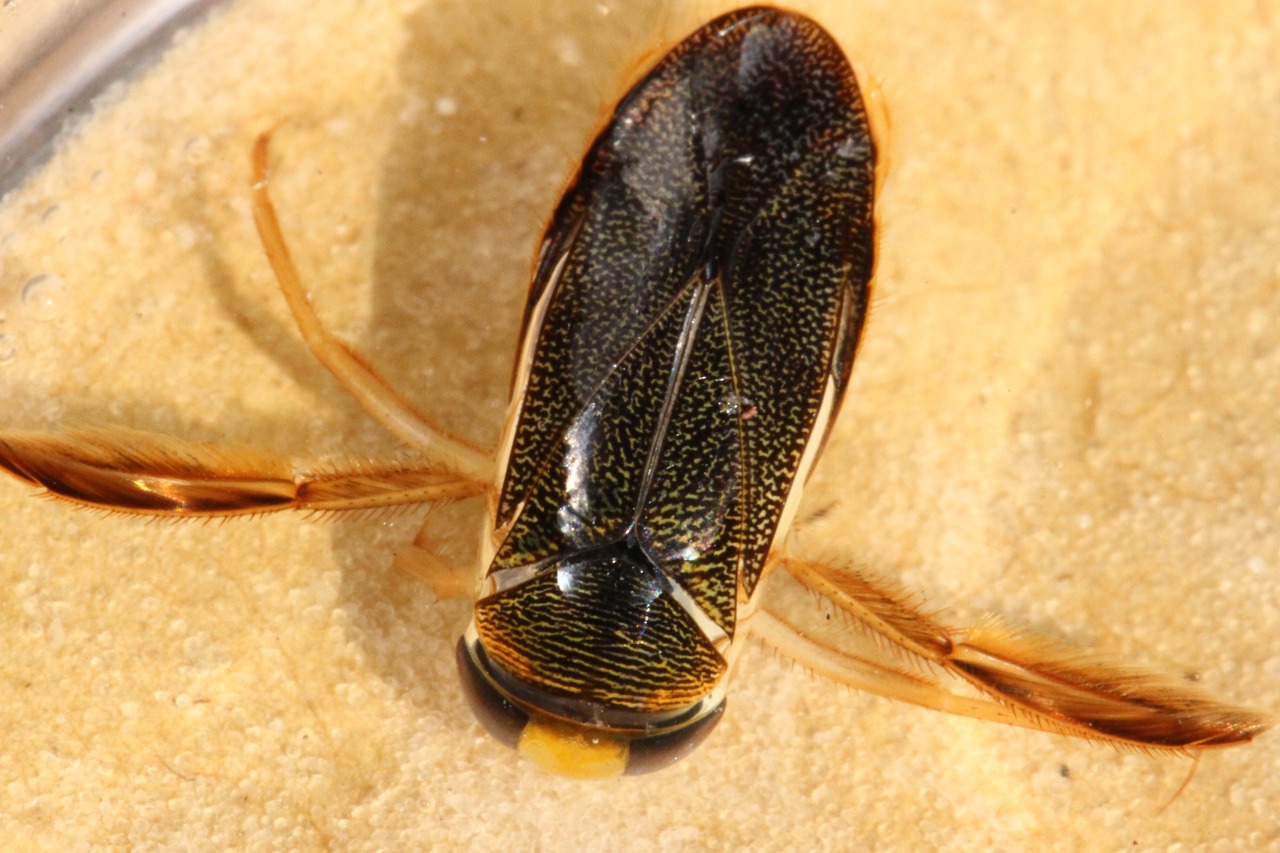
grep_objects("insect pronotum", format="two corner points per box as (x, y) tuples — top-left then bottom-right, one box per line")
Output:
(0, 6), (1270, 779)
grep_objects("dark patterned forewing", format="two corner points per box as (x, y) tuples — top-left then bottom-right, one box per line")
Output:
(492, 9), (876, 638)
(634, 13), (876, 633)
(639, 124), (875, 632)
(495, 63), (710, 532)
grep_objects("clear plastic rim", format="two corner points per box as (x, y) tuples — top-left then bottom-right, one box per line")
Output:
(0, 0), (226, 198)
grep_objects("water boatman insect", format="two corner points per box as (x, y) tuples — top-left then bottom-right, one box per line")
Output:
(0, 7), (1270, 779)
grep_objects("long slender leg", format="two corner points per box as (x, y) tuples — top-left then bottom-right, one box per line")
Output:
(250, 132), (493, 485)
(758, 555), (1272, 750)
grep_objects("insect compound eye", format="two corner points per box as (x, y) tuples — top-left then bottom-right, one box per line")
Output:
(455, 635), (528, 751)
(456, 636), (726, 779)
(614, 697), (726, 776)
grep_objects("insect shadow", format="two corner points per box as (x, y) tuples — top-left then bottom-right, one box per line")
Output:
(338, 0), (683, 720)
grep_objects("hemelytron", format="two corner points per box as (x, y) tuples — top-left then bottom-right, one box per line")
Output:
(0, 7), (1269, 779)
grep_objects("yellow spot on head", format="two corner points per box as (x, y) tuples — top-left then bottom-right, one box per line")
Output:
(518, 718), (629, 780)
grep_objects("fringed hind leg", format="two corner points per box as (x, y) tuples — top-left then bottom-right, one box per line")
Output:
(0, 426), (485, 518)
(753, 556), (1272, 751)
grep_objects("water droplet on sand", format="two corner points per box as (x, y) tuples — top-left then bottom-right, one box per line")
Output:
(21, 274), (68, 322)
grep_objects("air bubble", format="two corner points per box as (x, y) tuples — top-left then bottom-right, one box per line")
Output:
(21, 274), (68, 322)
(135, 165), (157, 193)
(0, 332), (15, 365)
(39, 400), (66, 422)
(553, 35), (583, 67)
(184, 135), (213, 165)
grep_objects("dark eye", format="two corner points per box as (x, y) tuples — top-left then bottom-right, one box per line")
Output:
(456, 637), (528, 750)
(621, 700), (725, 775)
(456, 637), (726, 777)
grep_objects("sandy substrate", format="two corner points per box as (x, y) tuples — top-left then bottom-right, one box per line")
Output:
(0, 1), (1276, 850)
